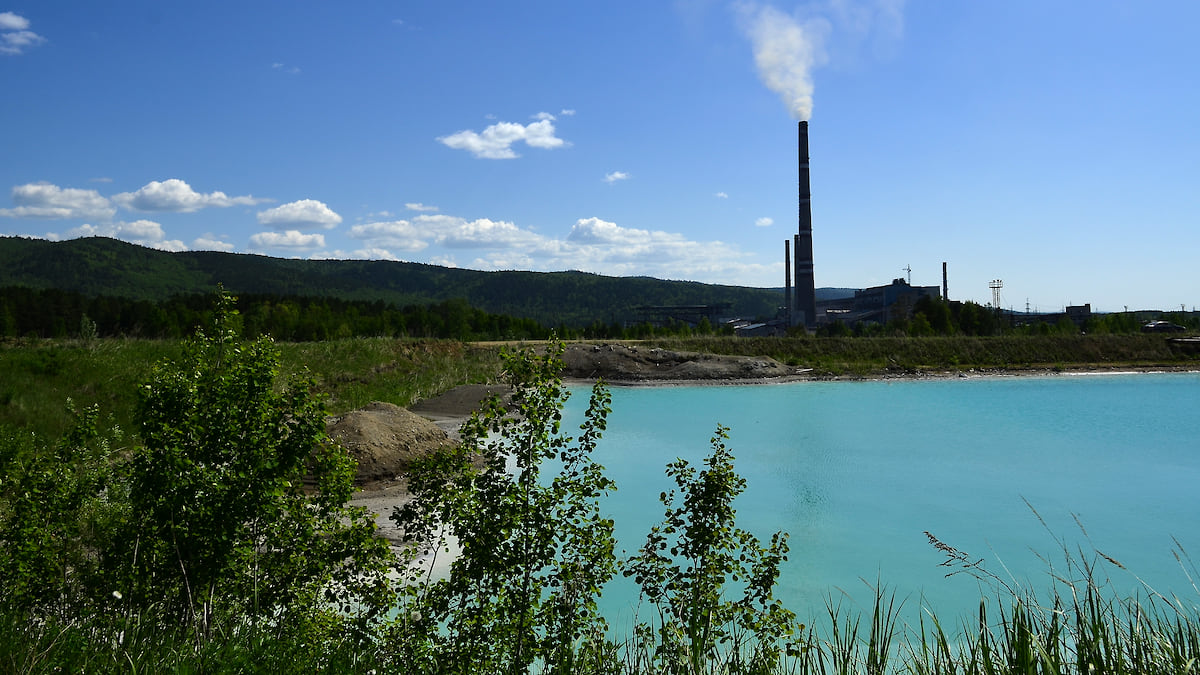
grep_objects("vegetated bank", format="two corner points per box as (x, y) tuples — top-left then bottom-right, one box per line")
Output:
(4, 332), (1198, 441)
(639, 333), (1200, 378)
(5, 319), (1200, 672)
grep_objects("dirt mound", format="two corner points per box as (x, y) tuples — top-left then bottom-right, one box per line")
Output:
(560, 343), (795, 381)
(409, 384), (512, 420)
(326, 402), (456, 488)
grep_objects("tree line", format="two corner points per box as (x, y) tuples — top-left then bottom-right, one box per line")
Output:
(817, 296), (1198, 338)
(0, 286), (734, 342)
(0, 287), (552, 341)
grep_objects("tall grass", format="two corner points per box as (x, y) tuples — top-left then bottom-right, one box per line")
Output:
(0, 337), (504, 438)
(12, 558), (1196, 675)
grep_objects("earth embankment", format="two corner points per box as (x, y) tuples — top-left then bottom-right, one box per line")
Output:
(559, 342), (799, 382)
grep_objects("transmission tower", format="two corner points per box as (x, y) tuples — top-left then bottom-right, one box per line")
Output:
(989, 279), (1003, 308)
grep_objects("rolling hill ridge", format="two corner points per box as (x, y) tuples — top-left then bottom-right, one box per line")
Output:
(0, 236), (784, 327)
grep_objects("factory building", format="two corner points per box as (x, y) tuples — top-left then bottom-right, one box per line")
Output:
(819, 279), (942, 326)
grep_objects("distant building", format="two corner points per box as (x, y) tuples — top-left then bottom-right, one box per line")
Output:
(816, 278), (941, 326)
(633, 304), (731, 329)
(1065, 304), (1092, 328)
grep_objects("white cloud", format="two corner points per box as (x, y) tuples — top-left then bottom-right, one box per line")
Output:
(0, 12), (45, 55)
(559, 109), (576, 116)
(192, 234), (235, 252)
(0, 12), (29, 30)
(405, 202), (439, 212)
(558, 217), (762, 281)
(347, 220), (428, 252)
(349, 247), (402, 261)
(0, 183), (115, 220)
(349, 214), (546, 252)
(346, 210), (768, 283)
(250, 230), (325, 250)
(438, 216), (542, 249)
(715, 191), (729, 199)
(113, 178), (266, 212)
(256, 199), (342, 230)
(65, 219), (187, 252)
(438, 113), (568, 159)
(604, 171), (630, 184)
(271, 62), (301, 74)
(755, 216), (774, 227)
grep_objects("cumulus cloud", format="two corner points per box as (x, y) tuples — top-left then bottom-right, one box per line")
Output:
(0, 183), (116, 220)
(250, 230), (326, 250)
(349, 210), (772, 284)
(349, 247), (402, 261)
(557, 217), (769, 281)
(0, 12), (45, 55)
(192, 234), (235, 252)
(437, 216), (542, 249)
(755, 217), (774, 227)
(0, 12), (28, 29)
(256, 199), (342, 230)
(347, 220), (428, 252)
(438, 113), (568, 159)
(113, 179), (266, 212)
(65, 219), (187, 251)
(715, 192), (729, 199)
(348, 214), (543, 254)
(405, 202), (439, 212)
(604, 171), (630, 184)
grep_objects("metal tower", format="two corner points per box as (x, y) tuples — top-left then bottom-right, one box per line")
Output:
(989, 279), (1003, 308)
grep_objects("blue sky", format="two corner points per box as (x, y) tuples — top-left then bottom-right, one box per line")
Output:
(2, 1), (1197, 312)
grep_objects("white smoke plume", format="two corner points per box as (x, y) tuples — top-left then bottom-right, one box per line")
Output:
(741, 4), (830, 121)
(739, 1), (905, 120)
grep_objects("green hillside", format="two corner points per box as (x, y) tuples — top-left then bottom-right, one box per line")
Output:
(0, 236), (783, 327)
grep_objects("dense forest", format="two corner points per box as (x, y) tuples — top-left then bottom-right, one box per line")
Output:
(0, 286), (742, 341)
(0, 236), (782, 327)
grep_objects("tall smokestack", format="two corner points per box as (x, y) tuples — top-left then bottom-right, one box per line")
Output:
(794, 121), (816, 327)
(942, 262), (949, 301)
(784, 239), (792, 321)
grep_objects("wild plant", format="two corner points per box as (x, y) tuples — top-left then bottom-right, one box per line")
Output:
(623, 425), (800, 674)
(388, 341), (620, 674)
(119, 290), (395, 639)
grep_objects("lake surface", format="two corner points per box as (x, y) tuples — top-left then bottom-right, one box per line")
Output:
(561, 372), (1200, 629)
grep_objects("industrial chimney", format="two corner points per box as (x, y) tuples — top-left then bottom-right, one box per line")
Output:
(784, 239), (792, 321)
(793, 121), (816, 328)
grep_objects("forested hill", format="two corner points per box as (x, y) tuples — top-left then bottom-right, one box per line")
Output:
(0, 236), (782, 327)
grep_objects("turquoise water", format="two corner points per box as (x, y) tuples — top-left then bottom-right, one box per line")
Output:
(561, 372), (1200, 628)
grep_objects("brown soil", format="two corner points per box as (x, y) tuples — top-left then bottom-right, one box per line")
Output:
(326, 386), (512, 490)
(559, 342), (798, 382)
(334, 384), (512, 542)
(326, 402), (457, 489)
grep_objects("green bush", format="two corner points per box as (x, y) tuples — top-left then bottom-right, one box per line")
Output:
(120, 292), (394, 636)
(389, 343), (620, 674)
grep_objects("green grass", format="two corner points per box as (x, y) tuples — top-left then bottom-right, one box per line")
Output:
(648, 334), (1199, 377)
(6, 554), (1199, 674)
(0, 337), (504, 439)
(3, 334), (1195, 439)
